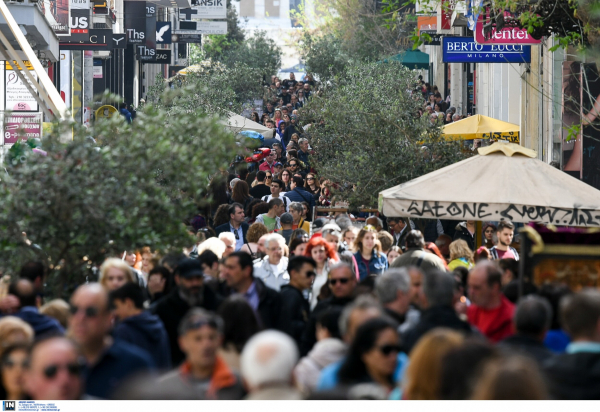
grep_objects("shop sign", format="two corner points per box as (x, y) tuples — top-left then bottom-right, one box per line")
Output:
(442, 36), (531, 63)
(474, 14), (542, 45)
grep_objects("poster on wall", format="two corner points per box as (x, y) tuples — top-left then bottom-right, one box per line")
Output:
(2, 112), (43, 145)
(5, 62), (39, 112)
(41, 0), (71, 36)
(581, 63), (600, 190)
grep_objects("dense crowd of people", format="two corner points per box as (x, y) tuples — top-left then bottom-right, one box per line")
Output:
(413, 79), (468, 125)
(0, 72), (598, 402)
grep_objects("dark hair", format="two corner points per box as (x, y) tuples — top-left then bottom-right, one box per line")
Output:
(559, 289), (600, 340)
(317, 307), (343, 340)
(212, 204), (232, 228)
(497, 220), (515, 232)
(338, 317), (398, 385)
(8, 280), (36, 308)
(405, 230), (425, 249)
(256, 171), (267, 182)
(287, 255), (316, 275)
(514, 296), (552, 336)
(498, 258), (519, 279)
(538, 283), (572, 330)
(292, 176), (304, 187)
(231, 181), (250, 203)
(0, 343), (29, 399)
(272, 178), (284, 189)
(439, 340), (499, 400)
(207, 177), (229, 215)
(301, 201), (312, 221)
(148, 265), (170, 281)
(251, 202), (270, 220)
(246, 198), (265, 219)
(226, 252), (254, 277)
(268, 198), (284, 210)
(228, 202), (244, 218)
(19, 261), (45, 282)
(218, 295), (261, 353)
(198, 250), (219, 268)
(109, 282), (145, 310)
(289, 233), (308, 252)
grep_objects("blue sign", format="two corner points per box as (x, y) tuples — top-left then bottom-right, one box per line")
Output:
(442, 37), (531, 63)
(156, 22), (172, 44)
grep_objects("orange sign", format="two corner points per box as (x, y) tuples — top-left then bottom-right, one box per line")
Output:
(418, 16), (437, 32)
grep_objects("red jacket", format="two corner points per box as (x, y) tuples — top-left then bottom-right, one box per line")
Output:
(467, 296), (515, 343)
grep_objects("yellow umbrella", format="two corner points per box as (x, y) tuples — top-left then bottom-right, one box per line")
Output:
(442, 114), (520, 143)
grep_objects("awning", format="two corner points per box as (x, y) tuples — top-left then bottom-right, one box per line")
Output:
(442, 114), (520, 142)
(383, 50), (430, 70)
(379, 142), (600, 227)
(225, 112), (275, 139)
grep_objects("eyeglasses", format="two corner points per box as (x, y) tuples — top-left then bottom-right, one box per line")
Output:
(69, 305), (100, 318)
(378, 344), (402, 356)
(43, 362), (83, 379)
(232, 230), (239, 240)
(329, 278), (351, 285)
(3, 359), (28, 369)
(290, 163), (297, 167)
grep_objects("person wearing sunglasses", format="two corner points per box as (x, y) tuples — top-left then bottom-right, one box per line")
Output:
(280, 256), (317, 348)
(249, 171), (272, 199)
(69, 284), (154, 399)
(259, 151), (277, 174)
(337, 317), (403, 394)
(23, 337), (84, 400)
(158, 309), (245, 400)
(0, 344), (28, 400)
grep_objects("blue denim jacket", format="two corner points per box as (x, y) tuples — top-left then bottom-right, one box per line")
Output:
(354, 250), (388, 280)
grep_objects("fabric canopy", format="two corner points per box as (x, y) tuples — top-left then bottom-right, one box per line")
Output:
(384, 50), (430, 70)
(225, 112), (275, 139)
(442, 114), (520, 143)
(379, 143), (600, 227)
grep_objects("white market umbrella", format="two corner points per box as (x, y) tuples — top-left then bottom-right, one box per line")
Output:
(225, 112), (275, 139)
(379, 142), (600, 227)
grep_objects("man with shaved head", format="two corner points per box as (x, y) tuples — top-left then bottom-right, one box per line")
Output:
(24, 337), (84, 400)
(69, 283), (155, 399)
(8, 279), (64, 337)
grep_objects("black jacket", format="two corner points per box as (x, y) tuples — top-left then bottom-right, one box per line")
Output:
(280, 285), (310, 347)
(113, 311), (171, 370)
(453, 222), (475, 251)
(544, 351), (600, 400)
(151, 286), (223, 366)
(300, 295), (355, 356)
(215, 222), (249, 244)
(254, 278), (288, 332)
(498, 334), (554, 366)
(401, 305), (472, 354)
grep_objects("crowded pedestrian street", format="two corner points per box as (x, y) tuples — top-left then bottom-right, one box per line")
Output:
(0, 0), (599, 407)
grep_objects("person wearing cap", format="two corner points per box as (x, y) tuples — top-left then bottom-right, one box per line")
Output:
(273, 161), (284, 175)
(312, 218), (328, 235)
(158, 309), (245, 400)
(278, 213), (295, 244)
(152, 259), (223, 366)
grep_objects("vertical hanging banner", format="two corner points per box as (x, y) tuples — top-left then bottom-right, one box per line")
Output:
(125, 2), (147, 44)
(137, 3), (157, 60)
(41, 0), (71, 36)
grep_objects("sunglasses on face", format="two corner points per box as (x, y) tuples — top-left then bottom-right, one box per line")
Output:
(306, 271), (316, 278)
(266, 175), (272, 179)
(307, 177), (315, 181)
(3, 359), (28, 369)
(43, 362), (83, 379)
(70, 305), (100, 318)
(329, 277), (351, 285)
(378, 344), (402, 356)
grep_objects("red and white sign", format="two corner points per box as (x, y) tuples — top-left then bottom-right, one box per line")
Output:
(474, 13), (542, 45)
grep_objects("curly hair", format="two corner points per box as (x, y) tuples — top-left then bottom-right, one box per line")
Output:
(247, 223), (269, 243)
(251, 202), (269, 221)
(212, 204), (231, 228)
(449, 239), (474, 264)
(304, 237), (337, 261)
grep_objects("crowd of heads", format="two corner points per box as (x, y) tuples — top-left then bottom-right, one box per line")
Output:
(413, 80), (467, 125)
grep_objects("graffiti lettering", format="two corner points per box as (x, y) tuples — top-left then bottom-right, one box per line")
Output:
(398, 201), (600, 226)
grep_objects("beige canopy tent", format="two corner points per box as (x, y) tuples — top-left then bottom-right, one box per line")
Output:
(225, 112), (275, 139)
(379, 143), (600, 227)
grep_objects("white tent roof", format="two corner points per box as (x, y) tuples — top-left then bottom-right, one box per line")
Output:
(225, 112), (275, 139)
(379, 143), (600, 226)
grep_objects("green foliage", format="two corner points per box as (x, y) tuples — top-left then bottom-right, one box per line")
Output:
(301, 61), (469, 207)
(299, 32), (350, 82)
(0, 89), (239, 298)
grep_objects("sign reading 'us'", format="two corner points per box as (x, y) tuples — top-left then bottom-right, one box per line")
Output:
(442, 36), (531, 63)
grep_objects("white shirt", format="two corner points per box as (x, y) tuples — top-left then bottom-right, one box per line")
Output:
(261, 193), (290, 212)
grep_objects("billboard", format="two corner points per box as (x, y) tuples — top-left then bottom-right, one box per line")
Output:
(41, 0), (71, 36)
(474, 14), (542, 45)
(125, 2), (147, 44)
(442, 36), (531, 63)
(179, 0), (227, 20)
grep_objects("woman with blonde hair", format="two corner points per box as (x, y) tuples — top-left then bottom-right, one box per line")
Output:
(0, 317), (33, 358)
(39, 299), (70, 329)
(402, 329), (465, 400)
(471, 355), (549, 400)
(447, 239), (474, 271)
(353, 225), (388, 280)
(99, 258), (135, 291)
